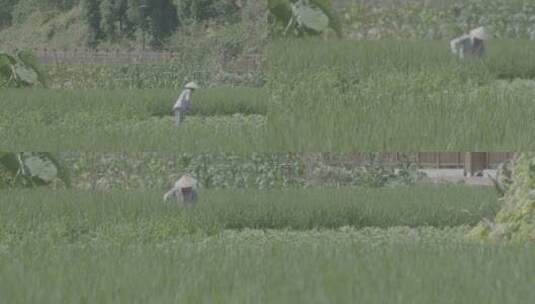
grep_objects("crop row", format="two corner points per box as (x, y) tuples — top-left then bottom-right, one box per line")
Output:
(267, 40), (535, 151)
(0, 186), (498, 232)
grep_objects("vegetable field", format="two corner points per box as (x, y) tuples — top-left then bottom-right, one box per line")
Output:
(267, 39), (535, 151)
(0, 187), (521, 304)
(2, 1), (534, 302)
(3, 41), (535, 151)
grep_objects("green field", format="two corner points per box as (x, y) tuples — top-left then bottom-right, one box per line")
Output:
(2, 0), (534, 302)
(1, 187), (532, 304)
(267, 40), (535, 151)
(0, 186), (499, 231)
(5, 227), (535, 304)
(3, 41), (535, 151)
(0, 88), (267, 151)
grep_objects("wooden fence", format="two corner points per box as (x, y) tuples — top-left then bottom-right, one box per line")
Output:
(332, 0), (413, 11)
(15, 48), (179, 65)
(323, 152), (515, 169)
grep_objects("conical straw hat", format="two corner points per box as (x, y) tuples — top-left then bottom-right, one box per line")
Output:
(469, 27), (488, 40)
(184, 82), (199, 90)
(175, 175), (197, 189)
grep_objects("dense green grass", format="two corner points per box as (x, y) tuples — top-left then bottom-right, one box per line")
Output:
(0, 88), (267, 151)
(4, 41), (535, 151)
(3, 226), (535, 304)
(0, 186), (522, 304)
(0, 186), (498, 233)
(0, 87), (268, 151)
(266, 40), (535, 151)
(0, 87), (267, 117)
(0, 114), (267, 151)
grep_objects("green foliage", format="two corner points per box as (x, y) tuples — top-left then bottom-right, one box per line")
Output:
(81, 0), (177, 47)
(0, 187), (517, 303)
(174, 0), (240, 24)
(268, 0), (342, 37)
(99, 0), (117, 40)
(0, 50), (47, 87)
(10, 224), (535, 304)
(469, 153), (535, 242)
(55, 152), (424, 191)
(0, 152), (71, 187)
(145, 0), (179, 48)
(0, 0), (18, 29)
(82, 0), (102, 47)
(0, 94), (267, 151)
(191, 186), (497, 229)
(266, 39), (535, 151)
(340, 0), (535, 39)
(0, 186), (497, 232)
(489, 159), (515, 197)
(0, 87), (267, 117)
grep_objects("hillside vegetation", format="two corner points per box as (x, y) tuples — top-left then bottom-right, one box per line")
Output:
(2, 0), (535, 50)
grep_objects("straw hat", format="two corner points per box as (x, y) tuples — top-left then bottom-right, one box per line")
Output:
(469, 27), (488, 40)
(184, 81), (199, 90)
(175, 175), (197, 189)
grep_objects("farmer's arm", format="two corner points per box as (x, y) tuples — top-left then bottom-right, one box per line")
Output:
(450, 37), (462, 55)
(173, 90), (186, 110)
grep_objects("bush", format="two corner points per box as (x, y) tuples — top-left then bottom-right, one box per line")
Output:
(469, 153), (535, 242)
(175, 0), (240, 24)
(0, 49), (47, 87)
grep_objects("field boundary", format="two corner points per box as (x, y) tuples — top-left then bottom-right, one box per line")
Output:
(12, 48), (178, 64)
(322, 152), (514, 170)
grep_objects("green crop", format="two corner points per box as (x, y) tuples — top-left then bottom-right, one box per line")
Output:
(266, 39), (535, 151)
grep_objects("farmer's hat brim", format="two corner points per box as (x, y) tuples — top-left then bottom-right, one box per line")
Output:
(184, 82), (199, 90)
(470, 27), (488, 40)
(175, 175), (197, 189)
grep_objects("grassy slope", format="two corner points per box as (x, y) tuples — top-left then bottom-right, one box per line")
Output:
(0, 6), (87, 50)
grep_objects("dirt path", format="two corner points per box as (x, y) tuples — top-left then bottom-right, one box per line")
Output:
(419, 169), (495, 186)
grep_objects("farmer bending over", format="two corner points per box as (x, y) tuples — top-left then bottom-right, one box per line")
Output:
(173, 81), (199, 127)
(163, 174), (198, 207)
(450, 27), (488, 59)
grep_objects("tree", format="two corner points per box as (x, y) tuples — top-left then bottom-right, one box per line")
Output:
(0, 0), (18, 29)
(125, 0), (143, 39)
(83, 0), (103, 47)
(99, 0), (136, 41)
(146, 0), (178, 48)
(116, 0), (136, 39)
(100, 0), (117, 40)
(174, 0), (240, 24)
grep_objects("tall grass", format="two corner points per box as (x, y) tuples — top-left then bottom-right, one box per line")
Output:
(266, 39), (535, 151)
(0, 88), (267, 151)
(0, 87), (268, 117)
(0, 187), (520, 304)
(2, 226), (535, 304)
(0, 186), (498, 233)
(4, 41), (535, 151)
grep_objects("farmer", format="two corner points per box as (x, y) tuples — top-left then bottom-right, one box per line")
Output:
(163, 174), (199, 206)
(173, 81), (199, 127)
(450, 26), (488, 59)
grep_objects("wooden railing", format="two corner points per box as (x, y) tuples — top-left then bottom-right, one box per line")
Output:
(322, 152), (515, 169)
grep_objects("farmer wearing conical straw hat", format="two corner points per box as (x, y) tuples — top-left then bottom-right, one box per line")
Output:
(450, 26), (489, 59)
(163, 174), (199, 206)
(173, 81), (199, 127)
